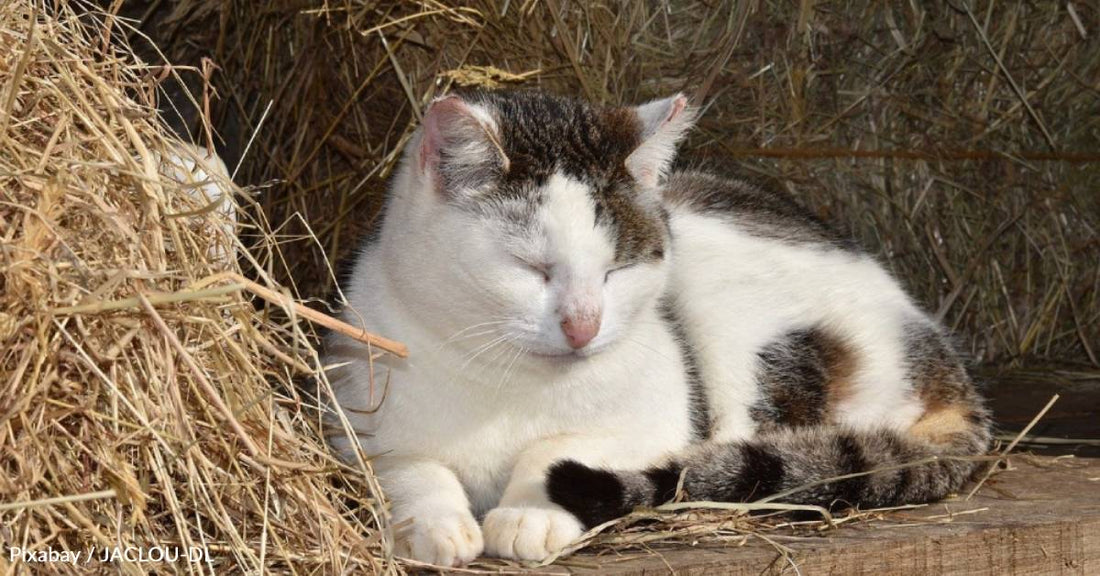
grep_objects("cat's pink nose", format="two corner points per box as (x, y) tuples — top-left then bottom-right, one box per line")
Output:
(561, 315), (600, 349)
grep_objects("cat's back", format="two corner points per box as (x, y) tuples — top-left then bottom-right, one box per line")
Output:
(661, 168), (881, 302)
(661, 167), (919, 366)
(663, 168), (855, 250)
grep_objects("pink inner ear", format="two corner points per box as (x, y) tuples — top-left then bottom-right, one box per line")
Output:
(419, 96), (469, 173)
(664, 95), (688, 125)
(627, 93), (694, 188)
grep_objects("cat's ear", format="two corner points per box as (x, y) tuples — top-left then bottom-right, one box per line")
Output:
(418, 95), (509, 196)
(626, 94), (696, 188)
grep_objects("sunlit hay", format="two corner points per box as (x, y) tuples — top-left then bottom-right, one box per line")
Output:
(146, 1), (1098, 369)
(0, 2), (397, 574)
(9, 0), (1097, 572)
(132, 0), (1096, 569)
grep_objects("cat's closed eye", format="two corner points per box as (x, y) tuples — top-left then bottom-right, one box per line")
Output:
(604, 263), (634, 283)
(515, 257), (551, 282)
(606, 246), (663, 282)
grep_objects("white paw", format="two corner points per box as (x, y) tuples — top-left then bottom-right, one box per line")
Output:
(482, 506), (584, 562)
(394, 509), (484, 567)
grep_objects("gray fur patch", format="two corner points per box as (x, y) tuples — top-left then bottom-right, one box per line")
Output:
(904, 321), (979, 408)
(673, 424), (984, 509)
(750, 326), (856, 428)
(453, 90), (667, 263)
(902, 319), (993, 448)
(660, 297), (713, 440)
(664, 169), (856, 250)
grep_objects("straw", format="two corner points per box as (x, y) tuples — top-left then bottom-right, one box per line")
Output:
(0, 2), (397, 574)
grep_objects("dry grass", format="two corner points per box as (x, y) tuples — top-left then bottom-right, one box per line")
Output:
(0, 2), (400, 574)
(143, 1), (1096, 568)
(141, 0), (1100, 368)
(2, 0), (1099, 574)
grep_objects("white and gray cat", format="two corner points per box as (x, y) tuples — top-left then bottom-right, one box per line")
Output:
(323, 91), (991, 566)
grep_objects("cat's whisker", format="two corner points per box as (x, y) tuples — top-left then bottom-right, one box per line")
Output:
(482, 335), (518, 367)
(435, 328), (509, 350)
(623, 336), (675, 363)
(461, 335), (507, 362)
(459, 334), (509, 370)
(441, 319), (511, 344)
(494, 346), (526, 394)
(438, 321), (508, 343)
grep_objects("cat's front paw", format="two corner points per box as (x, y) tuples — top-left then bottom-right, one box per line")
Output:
(482, 506), (583, 562)
(394, 509), (484, 567)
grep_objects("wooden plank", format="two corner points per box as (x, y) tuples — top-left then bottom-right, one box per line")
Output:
(978, 367), (1100, 458)
(553, 458), (1100, 576)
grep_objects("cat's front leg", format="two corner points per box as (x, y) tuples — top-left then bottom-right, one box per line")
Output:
(482, 436), (627, 562)
(376, 456), (483, 567)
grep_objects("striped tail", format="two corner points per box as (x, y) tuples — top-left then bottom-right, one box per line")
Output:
(547, 420), (991, 529)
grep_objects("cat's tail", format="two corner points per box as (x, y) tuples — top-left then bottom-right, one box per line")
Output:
(547, 415), (991, 529)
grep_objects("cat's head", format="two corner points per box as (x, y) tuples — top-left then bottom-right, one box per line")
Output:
(393, 90), (695, 360)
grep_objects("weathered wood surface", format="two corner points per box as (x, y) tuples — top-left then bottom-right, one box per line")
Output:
(546, 458), (1100, 576)
(980, 368), (1100, 458)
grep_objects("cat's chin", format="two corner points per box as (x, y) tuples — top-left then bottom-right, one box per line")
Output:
(527, 342), (612, 363)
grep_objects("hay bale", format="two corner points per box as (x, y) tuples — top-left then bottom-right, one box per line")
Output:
(145, 0), (1098, 368)
(0, 3), (394, 573)
(4, 0), (1098, 572)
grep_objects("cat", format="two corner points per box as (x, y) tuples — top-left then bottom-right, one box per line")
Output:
(322, 90), (991, 567)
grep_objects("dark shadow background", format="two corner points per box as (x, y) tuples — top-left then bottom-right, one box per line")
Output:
(114, 0), (1099, 451)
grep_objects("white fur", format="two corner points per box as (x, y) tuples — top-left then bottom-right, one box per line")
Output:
(666, 211), (927, 442)
(325, 94), (931, 567)
(627, 94), (695, 188)
(156, 143), (236, 267)
(326, 139), (691, 565)
(419, 96), (506, 193)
